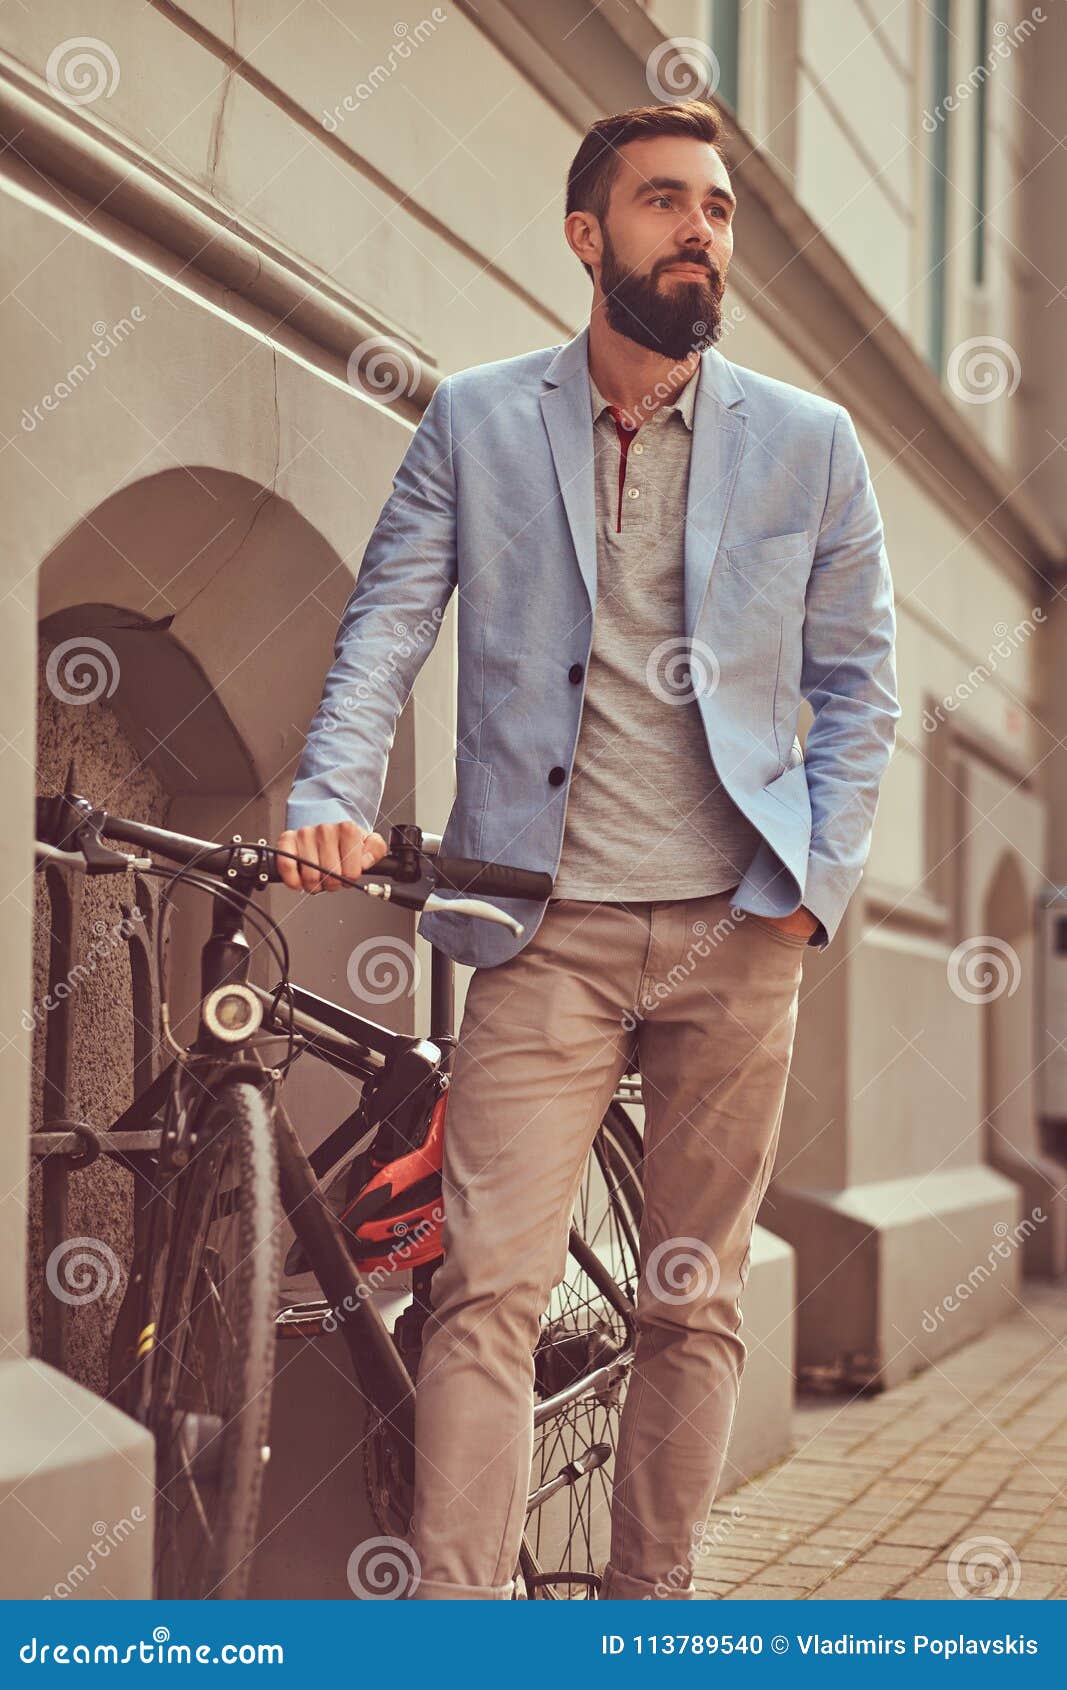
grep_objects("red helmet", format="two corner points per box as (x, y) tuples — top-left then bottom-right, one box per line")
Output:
(285, 1083), (447, 1278)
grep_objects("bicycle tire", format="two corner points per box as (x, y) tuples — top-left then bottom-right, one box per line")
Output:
(149, 1076), (281, 1599)
(517, 1099), (643, 1598)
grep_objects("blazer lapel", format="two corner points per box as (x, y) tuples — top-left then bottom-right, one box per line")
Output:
(683, 345), (748, 641)
(540, 328), (598, 615)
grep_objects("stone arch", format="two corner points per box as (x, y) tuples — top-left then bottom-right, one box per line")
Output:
(37, 465), (357, 815)
(28, 467), (379, 1393)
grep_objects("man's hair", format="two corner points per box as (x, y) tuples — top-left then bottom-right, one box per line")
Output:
(565, 100), (728, 283)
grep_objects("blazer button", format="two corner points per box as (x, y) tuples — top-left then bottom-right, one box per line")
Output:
(568, 663), (583, 683)
(548, 766), (567, 787)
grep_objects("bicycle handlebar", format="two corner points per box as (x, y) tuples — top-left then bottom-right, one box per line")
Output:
(35, 794), (554, 906)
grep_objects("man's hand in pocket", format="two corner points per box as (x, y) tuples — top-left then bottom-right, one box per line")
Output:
(274, 821), (388, 893)
(762, 904), (820, 941)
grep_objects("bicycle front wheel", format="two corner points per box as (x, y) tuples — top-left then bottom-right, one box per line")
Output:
(149, 1077), (281, 1599)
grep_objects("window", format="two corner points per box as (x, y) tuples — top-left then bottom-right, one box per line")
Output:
(710, 0), (740, 112)
(973, 0), (989, 286)
(927, 0), (952, 375)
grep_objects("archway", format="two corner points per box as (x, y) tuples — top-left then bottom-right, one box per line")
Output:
(981, 849), (1064, 1275)
(28, 466), (420, 1596)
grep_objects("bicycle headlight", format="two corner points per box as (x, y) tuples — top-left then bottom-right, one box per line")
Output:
(202, 984), (263, 1044)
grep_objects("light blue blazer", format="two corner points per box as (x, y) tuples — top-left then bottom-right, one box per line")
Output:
(286, 326), (900, 968)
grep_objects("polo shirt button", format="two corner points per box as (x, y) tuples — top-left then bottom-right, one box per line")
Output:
(568, 663), (583, 683)
(626, 486), (640, 499)
(548, 766), (567, 786)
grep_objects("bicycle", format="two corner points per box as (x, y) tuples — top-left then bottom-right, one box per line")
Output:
(33, 781), (644, 1600)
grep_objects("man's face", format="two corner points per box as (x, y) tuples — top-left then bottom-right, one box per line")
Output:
(595, 136), (734, 361)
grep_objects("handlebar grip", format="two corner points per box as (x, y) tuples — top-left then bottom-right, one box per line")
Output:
(431, 857), (554, 901)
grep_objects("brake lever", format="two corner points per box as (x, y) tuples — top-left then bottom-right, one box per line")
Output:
(424, 891), (524, 935)
(34, 840), (153, 874)
(360, 880), (524, 936)
(36, 789), (143, 876)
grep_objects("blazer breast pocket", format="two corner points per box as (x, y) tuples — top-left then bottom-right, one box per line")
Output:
(717, 531), (811, 620)
(721, 530), (811, 574)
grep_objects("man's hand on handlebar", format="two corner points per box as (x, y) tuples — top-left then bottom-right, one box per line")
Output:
(274, 821), (389, 894)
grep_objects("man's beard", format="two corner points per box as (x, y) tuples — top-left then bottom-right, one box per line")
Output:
(599, 230), (725, 360)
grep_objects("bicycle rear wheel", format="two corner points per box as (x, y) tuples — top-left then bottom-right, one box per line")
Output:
(517, 1099), (643, 1598)
(149, 1077), (281, 1598)
(363, 1099), (643, 1599)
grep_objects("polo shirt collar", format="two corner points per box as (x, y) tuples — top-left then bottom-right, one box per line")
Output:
(588, 357), (700, 432)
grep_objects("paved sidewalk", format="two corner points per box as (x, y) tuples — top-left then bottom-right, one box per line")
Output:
(695, 1283), (1067, 1600)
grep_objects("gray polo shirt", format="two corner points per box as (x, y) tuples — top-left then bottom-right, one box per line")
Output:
(551, 358), (764, 902)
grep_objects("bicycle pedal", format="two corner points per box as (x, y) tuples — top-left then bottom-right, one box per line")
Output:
(275, 1300), (335, 1339)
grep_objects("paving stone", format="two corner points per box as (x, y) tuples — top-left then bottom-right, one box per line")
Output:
(1020, 1538), (1067, 1563)
(744, 1563), (826, 1590)
(1007, 1579), (1059, 1599)
(980, 1508), (1047, 1532)
(698, 1559), (775, 1582)
(807, 1573), (900, 1598)
(780, 1545), (853, 1569)
(917, 1492), (985, 1515)
(856, 1544), (936, 1569)
(880, 1519), (964, 1550)
(808, 1527), (886, 1548)
(892, 1577), (964, 1600)
(725, 1583), (812, 1600)
(808, 1585), (889, 1600)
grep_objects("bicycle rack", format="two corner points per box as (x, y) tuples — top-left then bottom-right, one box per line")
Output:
(29, 855), (169, 1377)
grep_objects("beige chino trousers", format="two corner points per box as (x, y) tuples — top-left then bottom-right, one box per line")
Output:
(408, 891), (806, 1600)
